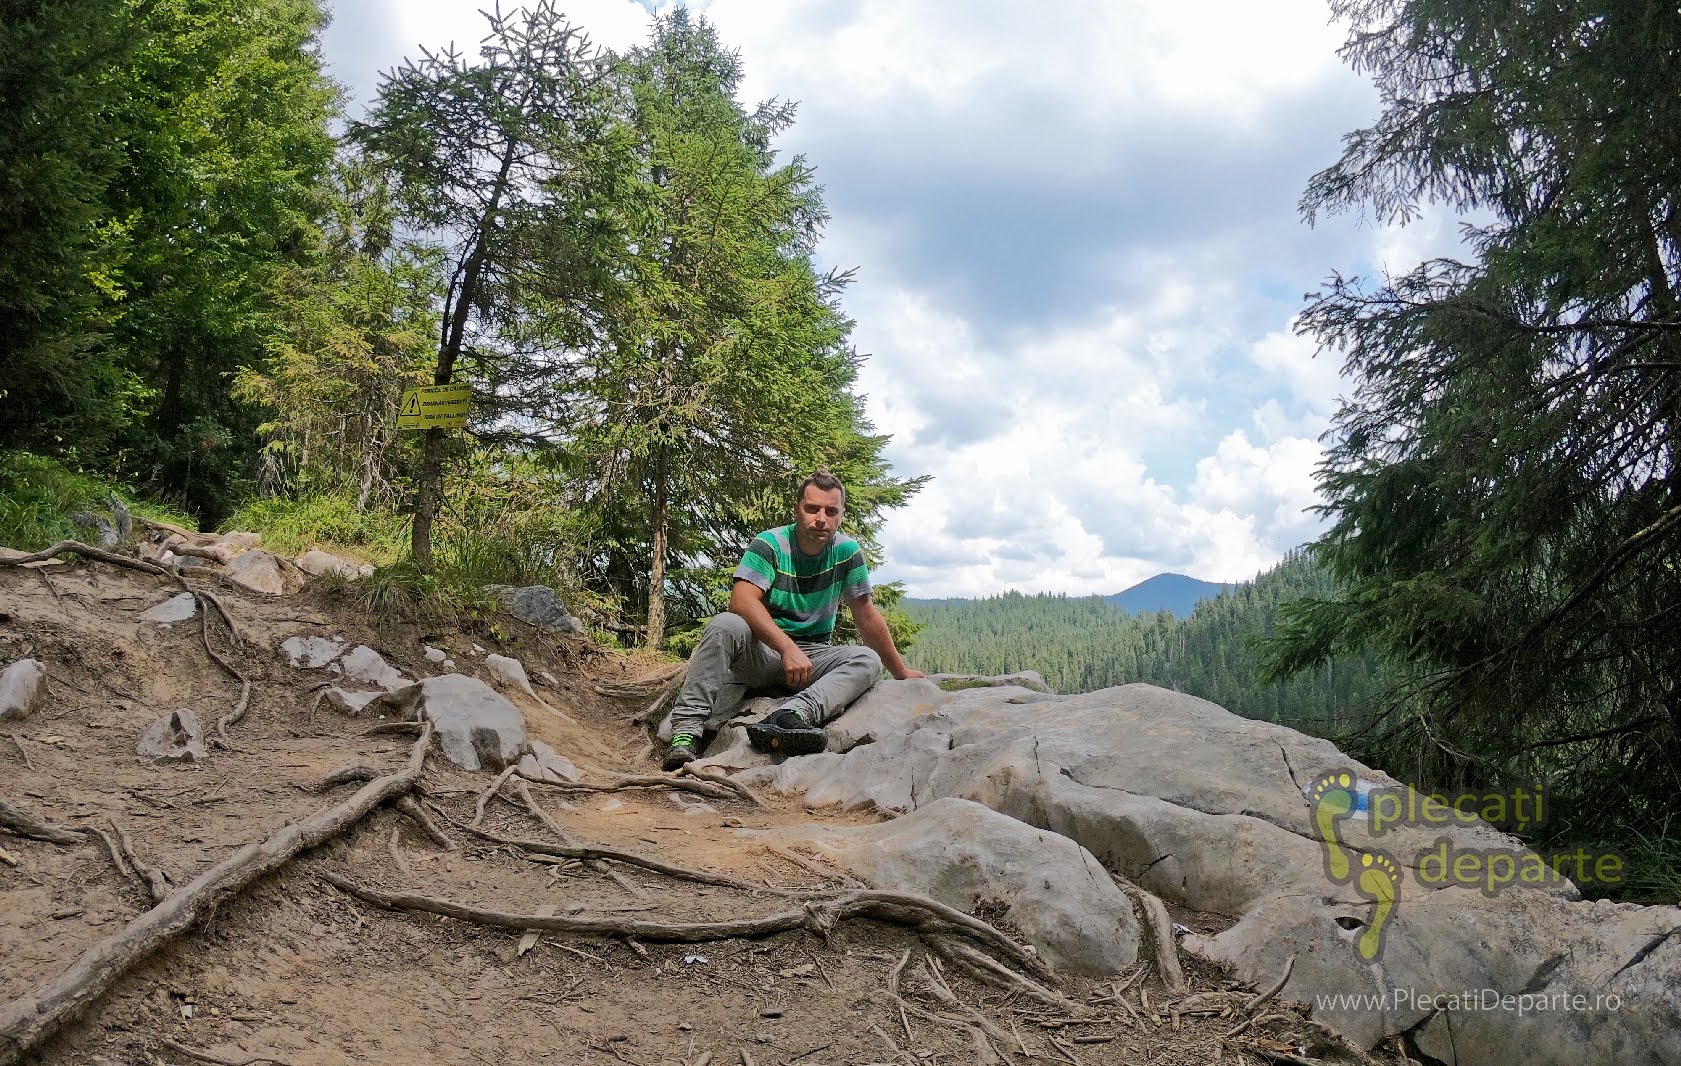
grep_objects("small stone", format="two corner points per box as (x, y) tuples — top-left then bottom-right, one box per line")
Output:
(137, 593), (197, 625)
(677, 1022), (693, 1032)
(423, 646), (448, 663)
(0, 659), (47, 722)
(222, 550), (303, 595)
(485, 654), (536, 697)
(280, 636), (343, 669)
(136, 709), (206, 764)
(753, 1031), (772, 1044)
(339, 645), (408, 691)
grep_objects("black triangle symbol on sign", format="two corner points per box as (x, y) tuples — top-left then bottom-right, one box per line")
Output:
(402, 394), (420, 416)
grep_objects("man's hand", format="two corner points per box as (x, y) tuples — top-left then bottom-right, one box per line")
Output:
(849, 594), (922, 681)
(780, 644), (814, 688)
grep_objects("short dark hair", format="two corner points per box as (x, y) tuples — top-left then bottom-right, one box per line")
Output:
(796, 468), (846, 507)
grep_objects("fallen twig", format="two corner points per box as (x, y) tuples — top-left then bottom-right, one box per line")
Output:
(758, 844), (867, 889)
(0, 845), (17, 868)
(387, 827), (414, 878)
(1226, 954), (1297, 1039)
(4, 734), (31, 772)
(0, 724), (434, 1066)
(456, 801), (770, 899)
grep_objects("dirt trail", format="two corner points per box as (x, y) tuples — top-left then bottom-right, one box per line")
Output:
(0, 559), (1358, 1066)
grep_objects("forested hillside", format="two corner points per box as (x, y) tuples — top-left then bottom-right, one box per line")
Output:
(907, 551), (1389, 739)
(0, 1), (921, 646)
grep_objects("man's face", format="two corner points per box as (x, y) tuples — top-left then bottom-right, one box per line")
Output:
(793, 485), (845, 549)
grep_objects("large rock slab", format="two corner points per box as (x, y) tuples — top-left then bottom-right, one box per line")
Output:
(732, 681), (1681, 1064)
(367, 674), (526, 772)
(0, 659), (47, 721)
(485, 585), (583, 634)
(750, 797), (1139, 974)
(222, 550), (303, 595)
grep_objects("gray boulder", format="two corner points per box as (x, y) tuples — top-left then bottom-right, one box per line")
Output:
(729, 681), (1680, 1065)
(137, 709), (206, 764)
(517, 739), (579, 783)
(138, 592), (198, 625)
(223, 550), (303, 595)
(339, 645), (408, 691)
(294, 549), (372, 579)
(484, 653), (536, 697)
(485, 585), (584, 635)
(0, 659), (47, 722)
(367, 674), (526, 772)
(750, 797), (1139, 974)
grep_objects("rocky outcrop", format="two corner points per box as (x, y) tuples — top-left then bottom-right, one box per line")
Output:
(750, 797), (1140, 975)
(708, 680), (1678, 1065)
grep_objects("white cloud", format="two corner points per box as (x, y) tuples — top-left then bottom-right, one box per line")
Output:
(320, 0), (1410, 597)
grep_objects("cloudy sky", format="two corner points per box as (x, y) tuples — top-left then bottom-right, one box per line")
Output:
(320, 0), (1461, 597)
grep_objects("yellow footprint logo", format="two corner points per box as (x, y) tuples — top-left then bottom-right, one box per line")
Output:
(1310, 771), (1357, 882)
(1356, 851), (1401, 960)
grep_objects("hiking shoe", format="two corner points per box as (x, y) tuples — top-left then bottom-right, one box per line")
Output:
(746, 708), (827, 756)
(662, 732), (700, 772)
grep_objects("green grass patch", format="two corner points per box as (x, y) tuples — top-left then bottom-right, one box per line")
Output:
(222, 494), (408, 565)
(0, 450), (193, 550)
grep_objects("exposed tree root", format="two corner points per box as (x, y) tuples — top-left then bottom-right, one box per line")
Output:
(0, 541), (185, 590)
(0, 725), (434, 1066)
(194, 592), (252, 746)
(322, 872), (1051, 976)
(311, 765), (380, 793)
(158, 1035), (292, 1065)
(930, 936), (1068, 1006)
(1225, 954), (1296, 1039)
(519, 769), (734, 804)
(508, 781), (646, 898)
(757, 844), (867, 889)
(393, 796), (455, 851)
(472, 765), (519, 826)
(110, 820), (173, 904)
(1116, 879), (1186, 992)
(677, 763), (769, 808)
(0, 845), (17, 868)
(0, 798), (88, 845)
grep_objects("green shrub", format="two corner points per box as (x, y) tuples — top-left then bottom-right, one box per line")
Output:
(0, 450), (193, 550)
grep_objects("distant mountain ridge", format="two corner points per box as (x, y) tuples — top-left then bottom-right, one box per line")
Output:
(1104, 573), (1233, 617)
(907, 572), (1233, 619)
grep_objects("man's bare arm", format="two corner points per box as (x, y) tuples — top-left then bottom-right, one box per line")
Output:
(849, 594), (926, 681)
(729, 579), (813, 687)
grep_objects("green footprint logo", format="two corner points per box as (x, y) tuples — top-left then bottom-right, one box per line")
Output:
(1310, 771), (1357, 882)
(1356, 851), (1401, 960)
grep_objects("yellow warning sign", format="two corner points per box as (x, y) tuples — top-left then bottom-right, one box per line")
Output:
(397, 384), (470, 430)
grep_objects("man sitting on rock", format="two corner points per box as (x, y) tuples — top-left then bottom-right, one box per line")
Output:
(662, 469), (925, 771)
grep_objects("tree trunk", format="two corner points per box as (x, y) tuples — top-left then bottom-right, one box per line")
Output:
(409, 135), (521, 565)
(646, 445), (670, 650)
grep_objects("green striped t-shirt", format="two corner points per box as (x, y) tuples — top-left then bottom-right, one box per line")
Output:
(733, 525), (871, 643)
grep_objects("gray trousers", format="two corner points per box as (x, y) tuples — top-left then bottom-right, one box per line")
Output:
(666, 613), (882, 739)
